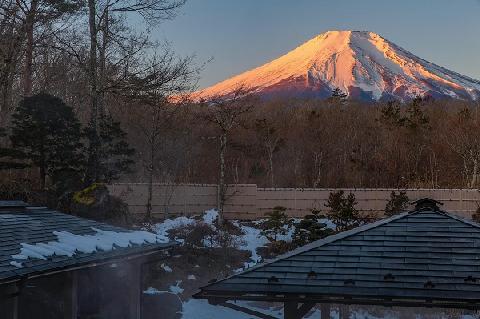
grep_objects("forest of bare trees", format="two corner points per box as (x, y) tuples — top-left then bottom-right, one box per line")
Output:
(124, 96), (480, 190)
(2, 0), (480, 210)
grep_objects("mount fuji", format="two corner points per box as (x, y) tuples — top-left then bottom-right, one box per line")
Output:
(194, 31), (480, 102)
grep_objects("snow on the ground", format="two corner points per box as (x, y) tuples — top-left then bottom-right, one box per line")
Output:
(180, 299), (477, 319)
(181, 299), (282, 319)
(169, 280), (184, 294)
(155, 216), (196, 244)
(11, 227), (167, 267)
(161, 263), (173, 272)
(235, 217), (335, 270)
(235, 223), (269, 269)
(153, 209), (219, 245)
(187, 274), (196, 280)
(202, 209), (219, 225)
(154, 209), (336, 271)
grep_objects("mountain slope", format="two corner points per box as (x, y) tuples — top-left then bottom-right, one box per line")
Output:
(194, 31), (480, 101)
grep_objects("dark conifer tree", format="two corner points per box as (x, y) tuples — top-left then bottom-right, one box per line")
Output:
(0, 128), (27, 170)
(328, 87), (348, 105)
(9, 93), (84, 190)
(385, 191), (410, 216)
(325, 190), (361, 232)
(84, 114), (134, 185)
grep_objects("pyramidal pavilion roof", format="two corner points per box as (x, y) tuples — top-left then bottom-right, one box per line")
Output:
(196, 200), (480, 309)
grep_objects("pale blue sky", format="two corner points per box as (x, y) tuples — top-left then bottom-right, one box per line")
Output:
(153, 0), (480, 89)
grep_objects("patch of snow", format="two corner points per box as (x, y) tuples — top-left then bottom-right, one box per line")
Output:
(11, 227), (166, 263)
(143, 287), (163, 295)
(161, 263), (173, 272)
(187, 274), (196, 280)
(180, 299), (252, 319)
(153, 209), (335, 271)
(155, 216), (196, 241)
(236, 224), (269, 269)
(169, 280), (184, 294)
(181, 299), (477, 319)
(181, 299), (283, 319)
(10, 261), (22, 268)
(235, 218), (336, 270)
(319, 218), (336, 230)
(202, 209), (218, 225)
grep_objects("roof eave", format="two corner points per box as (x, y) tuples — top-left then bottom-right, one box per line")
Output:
(0, 242), (175, 286)
(194, 290), (480, 310)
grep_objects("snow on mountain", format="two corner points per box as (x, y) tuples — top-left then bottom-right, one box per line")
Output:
(194, 30), (480, 101)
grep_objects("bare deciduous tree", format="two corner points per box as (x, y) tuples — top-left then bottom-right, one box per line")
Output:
(202, 87), (254, 222)
(127, 50), (198, 221)
(445, 107), (480, 188)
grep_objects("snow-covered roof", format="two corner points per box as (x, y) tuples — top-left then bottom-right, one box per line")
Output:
(0, 203), (173, 284)
(196, 207), (480, 309)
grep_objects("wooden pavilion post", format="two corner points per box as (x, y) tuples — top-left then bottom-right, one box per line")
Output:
(338, 304), (349, 319)
(320, 304), (330, 318)
(284, 301), (316, 319)
(128, 260), (143, 319)
(63, 271), (78, 319)
(0, 283), (20, 319)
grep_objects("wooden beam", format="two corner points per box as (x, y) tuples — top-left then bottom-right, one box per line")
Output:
(218, 302), (279, 319)
(296, 302), (316, 318)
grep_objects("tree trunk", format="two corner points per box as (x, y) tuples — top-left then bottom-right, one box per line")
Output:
(471, 159), (478, 188)
(268, 148), (274, 188)
(39, 146), (46, 190)
(86, 0), (99, 184)
(22, 0), (38, 96)
(1, 18), (22, 114)
(39, 165), (46, 190)
(98, 6), (108, 118)
(313, 152), (323, 188)
(218, 132), (227, 223)
(145, 134), (155, 221)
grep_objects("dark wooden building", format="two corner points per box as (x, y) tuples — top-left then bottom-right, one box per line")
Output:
(0, 201), (173, 319)
(196, 199), (480, 318)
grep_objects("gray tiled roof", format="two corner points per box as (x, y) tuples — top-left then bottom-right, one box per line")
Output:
(0, 206), (172, 284)
(197, 210), (480, 307)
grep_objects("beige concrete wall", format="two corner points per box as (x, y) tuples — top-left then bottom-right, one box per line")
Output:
(108, 183), (218, 217)
(108, 183), (480, 220)
(256, 188), (480, 219)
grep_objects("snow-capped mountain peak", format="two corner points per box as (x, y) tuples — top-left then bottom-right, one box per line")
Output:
(194, 30), (480, 101)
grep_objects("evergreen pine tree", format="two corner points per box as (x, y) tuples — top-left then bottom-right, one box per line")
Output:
(261, 206), (292, 242)
(9, 93), (84, 190)
(0, 128), (28, 170)
(292, 209), (334, 247)
(385, 191), (410, 216)
(326, 190), (362, 232)
(84, 114), (135, 184)
(328, 87), (348, 105)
